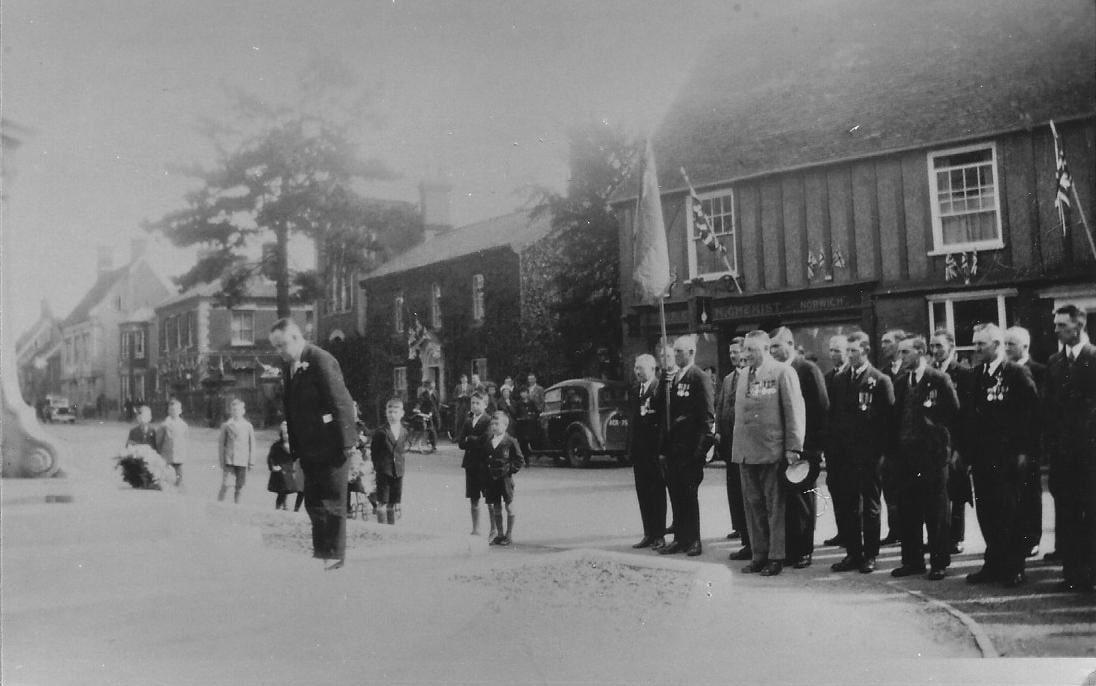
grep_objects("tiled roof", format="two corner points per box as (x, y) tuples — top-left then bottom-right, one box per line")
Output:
(613, 0), (1095, 202)
(61, 266), (130, 327)
(155, 275), (279, 309)
(363, 210), (553, 280)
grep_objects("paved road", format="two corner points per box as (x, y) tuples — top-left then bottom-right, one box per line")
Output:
(4, 422), (1095, 685)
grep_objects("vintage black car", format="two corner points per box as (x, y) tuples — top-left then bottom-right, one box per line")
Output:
(529, 378), (630, 467)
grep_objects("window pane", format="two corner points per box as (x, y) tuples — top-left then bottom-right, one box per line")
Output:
(952, 298), (999, 347)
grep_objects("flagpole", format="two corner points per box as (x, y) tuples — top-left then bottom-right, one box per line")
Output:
(1069, 184), (1096, 262)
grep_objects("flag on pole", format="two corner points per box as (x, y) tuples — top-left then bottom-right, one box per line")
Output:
(632, 140), (672, 303)
(1050, 120), (1073, 236)
(683, 171), (728, 258)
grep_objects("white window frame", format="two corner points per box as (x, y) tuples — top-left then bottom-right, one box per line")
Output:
(927, 142), (1005, 255)
(927, 288), (1016, 355)
(394, 291), (404, 333)
(393, 366), (408, 396)
(687, 188), (739, 279)
(230, 310), (255, 346)
(430, 283), (442, 330)
(472, 274), (485, 322)
(135, 330), (145, 359)
(120, 374), (131, 401)
(121, 331), (131, 359)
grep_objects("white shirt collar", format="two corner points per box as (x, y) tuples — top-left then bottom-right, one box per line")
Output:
(852, 361), (870, 376)
(1017, 355), (1031, 366)
(490, 435), (504, 448)
(985, 353), (1006, 376)
(1065, 340), (1085, 359)
(913, 358), (928, 384)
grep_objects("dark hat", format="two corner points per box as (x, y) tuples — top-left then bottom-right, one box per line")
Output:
(784, 451), (821, 490)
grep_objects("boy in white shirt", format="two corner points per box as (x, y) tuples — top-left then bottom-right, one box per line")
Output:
(218, 398), (255, 504)
(157, 398), (188, 487)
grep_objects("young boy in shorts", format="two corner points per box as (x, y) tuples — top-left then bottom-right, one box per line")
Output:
(218, 398), (255, 504)
(458, 393), (492, 536)
(484, 411), (524, 546)
(371, 398), (409, 525)
(157, 398), (189, 487)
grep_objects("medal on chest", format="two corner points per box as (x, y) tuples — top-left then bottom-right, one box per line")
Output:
(676, 383), (690, 397)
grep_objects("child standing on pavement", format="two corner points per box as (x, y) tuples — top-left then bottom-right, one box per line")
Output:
(459, 393), (492, 537)
(218, 398), (255, 504)
(126, 405), (157, 448)
(371, 398), (410, 525)
(156, 398), (189, 487)
(484, 412), (524, 546)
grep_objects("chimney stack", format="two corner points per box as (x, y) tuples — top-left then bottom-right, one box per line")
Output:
(419, 177), (453, 240)
(96, 246), (114, 275)
(130, 237), (148, 262)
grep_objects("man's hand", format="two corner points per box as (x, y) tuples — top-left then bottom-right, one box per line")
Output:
(784, 450), (800, 464)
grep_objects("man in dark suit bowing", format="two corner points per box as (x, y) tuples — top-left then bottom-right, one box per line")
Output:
(965, 323), (1039, 588)
(889, 335), (959, 581)
(269, 318), (361, 570)
(1004, 325), (1047, 558)
(659, 334), (715, 557)
(770, 327), (830, 569)
(628, 353), (667, 550)
(1043, 305), (1096, 593)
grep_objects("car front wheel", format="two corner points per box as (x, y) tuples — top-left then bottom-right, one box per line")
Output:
(566, 432), (592, 468)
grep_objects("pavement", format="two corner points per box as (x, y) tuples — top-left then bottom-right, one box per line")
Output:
(2, 421), (1095, 685)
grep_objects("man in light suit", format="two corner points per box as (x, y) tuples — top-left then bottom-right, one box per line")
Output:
(628, 353), (666, 550)
(890, 335), (959, 580)
(658, 334), (714, 557)
(1043, 305), (1096, 593)
(771, 327), (830, 569)
(716, 337), (750, 560)
(270, 318), (361, 570)
(732, 330), (805, 576)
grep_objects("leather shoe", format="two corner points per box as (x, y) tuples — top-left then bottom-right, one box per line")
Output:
(831, 556), (861, 572)
(966, 568), (997, 584)
(1043, 550), (1062, 562)
(1003, 572), (1025, 588)
(685, 541), (703, 557)
(927, 568), (947, 581)
(823, 536), (844, 547)
(632, 536), (657, 549)
(728, 547), (753, 561)
(890, 565), (926, 578)
(760, 561), (783, 576)
(792, 554), (812, 569)
(950, 542), (964, 555)
(659, 542), (685, 555)
(859, 557), (877, 574)
(880, 533), (900, 546)
(726, 530), (741, 540)
(649, 537), (666, 551)
(741, 561), (766, 574)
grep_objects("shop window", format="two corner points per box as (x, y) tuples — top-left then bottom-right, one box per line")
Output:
(927, 143), (1004, 253)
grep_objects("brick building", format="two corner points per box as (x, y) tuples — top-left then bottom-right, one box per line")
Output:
(614, 0), (1095, 374)
(153, 276), (313, 426)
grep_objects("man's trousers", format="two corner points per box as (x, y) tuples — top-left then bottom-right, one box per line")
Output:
(741, 462), (786, 564)
(301, 459), (349, 561)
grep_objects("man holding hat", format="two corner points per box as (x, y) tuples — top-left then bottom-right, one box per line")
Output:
(732, 330), (805, 576)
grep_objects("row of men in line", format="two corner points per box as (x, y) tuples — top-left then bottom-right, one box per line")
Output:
(627, 305), (1095, 592)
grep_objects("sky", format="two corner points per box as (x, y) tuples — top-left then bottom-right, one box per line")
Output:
(1, 0), (751, 337)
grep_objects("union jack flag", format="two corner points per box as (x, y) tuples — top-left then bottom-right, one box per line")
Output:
(681, 168), (728, 256)
(1050, 120), (1073, 236)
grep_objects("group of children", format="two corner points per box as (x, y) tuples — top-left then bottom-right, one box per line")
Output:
(457, 393), (525, 546)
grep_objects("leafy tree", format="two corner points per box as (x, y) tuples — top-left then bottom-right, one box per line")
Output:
(145, 60), (418, 316)
(525, 123), (641, 379)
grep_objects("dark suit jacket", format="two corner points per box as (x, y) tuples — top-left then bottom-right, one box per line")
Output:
(485, 434), (524, 479)
(126, 424), (157, 448)
(661, 364), (715, 465)
(714, 369), (740, 458)
(791, 356), (829, 454)
(828, 364), (895, 464)
(1044, 343), (1096, 462)
(891, 366), (960, 471)
(371, 423), (409, 478)
(282, 344), (358, 466)
(966, 359), (1040, 462)
(1024, 359), (1047, 398)
(629, 377), (662, 461)
(458, 413), (491, 470)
